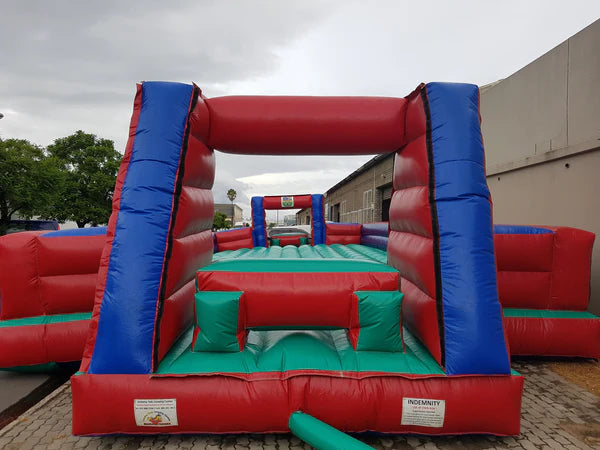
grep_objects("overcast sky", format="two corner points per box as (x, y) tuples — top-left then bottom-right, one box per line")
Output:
(1, 1), (598, 220)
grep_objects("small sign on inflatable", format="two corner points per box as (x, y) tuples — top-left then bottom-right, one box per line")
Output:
(134, 399), (179, 427)
(281, 196), (294, 208)
(401, 397), (445, 428)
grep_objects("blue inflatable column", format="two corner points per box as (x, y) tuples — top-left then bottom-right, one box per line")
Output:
(89, 82), (196, 374)
(425, 82), (510, 375)
(311, 194), (325, 245)
(251, 196), (267, 247)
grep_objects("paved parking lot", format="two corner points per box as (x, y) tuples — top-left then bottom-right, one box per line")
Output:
(0, 360), (599, 449)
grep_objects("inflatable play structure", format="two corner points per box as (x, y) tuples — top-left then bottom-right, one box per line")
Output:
(66, 80), (526, 437)
(251, 194), (325, 246)
(0, 228), (105, 370)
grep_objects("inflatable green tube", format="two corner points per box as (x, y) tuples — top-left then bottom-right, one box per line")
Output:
(288, 411), (373, 450)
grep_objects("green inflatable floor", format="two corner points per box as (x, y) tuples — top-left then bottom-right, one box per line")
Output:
(503, 308), (599, 319)
(159, 243), (522, 377)
(156, 327), (444, 376)
(0, 312), (92, 328)
(211, 243), (388, 265)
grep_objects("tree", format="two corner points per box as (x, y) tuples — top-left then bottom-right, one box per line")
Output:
(0, 138), (63, 233)
(46, 131), (122, 228)
(227, 188), (237, 204)
(213, 211), (229, 230)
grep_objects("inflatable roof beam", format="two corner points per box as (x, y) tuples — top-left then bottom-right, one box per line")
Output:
(288, 411), (373, 450)
(251, 194), (325, 246)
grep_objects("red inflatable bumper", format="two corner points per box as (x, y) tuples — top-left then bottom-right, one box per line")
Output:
(71, 372), (523, 436)
(0, 318), (90, 367)
(503, 315), (600, 358)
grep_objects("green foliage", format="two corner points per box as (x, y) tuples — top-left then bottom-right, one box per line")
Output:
(268, 222), (276, 229)
(46, 131), (121, 228)
(0, 138), (63, 233)
(227, 188), (237, 204)
(213, 211), (230, 230)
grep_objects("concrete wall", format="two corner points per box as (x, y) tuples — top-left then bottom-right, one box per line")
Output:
(296, 208), (311, 225)
(482, 19), (600, 314)
(482, 20), (600, 173)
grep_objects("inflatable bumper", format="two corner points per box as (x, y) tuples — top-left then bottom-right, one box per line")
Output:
(71, 370), (523, 435)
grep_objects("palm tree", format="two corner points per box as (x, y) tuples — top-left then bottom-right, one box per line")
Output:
(227, 189), (237, 204)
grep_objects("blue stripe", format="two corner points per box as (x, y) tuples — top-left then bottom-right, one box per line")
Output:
(311, 194), (326, 245)
(427, 82), (510, 375)
(41, 226), (107, 238)
(361, 222), (388, 237)
(360, 235), (388, 250)
(494, 225), (553, 235)
(251, 197), (266, 247)
(89, 82), (194, 374)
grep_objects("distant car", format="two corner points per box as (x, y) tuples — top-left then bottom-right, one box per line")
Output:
(232, 221), (250, 229)
(268, 225), (311, 247)
(2, 219), (59, 235)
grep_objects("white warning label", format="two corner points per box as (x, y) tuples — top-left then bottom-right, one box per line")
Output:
(134, 399), (178, 427)
(401, 397), (445, 428)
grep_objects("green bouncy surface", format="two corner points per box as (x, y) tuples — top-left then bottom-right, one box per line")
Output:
(157, 326), (443, 376)
(0, 312), (92, 328)
(162, 243), (442, 377)
(211, 243), (388, 264)
(503, 308), (599, 319)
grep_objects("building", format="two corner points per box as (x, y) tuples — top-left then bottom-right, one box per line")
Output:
(296, 154), (394, 226)
(326, 153), (394, 224)
(214, 203), (243, 225)
(283, 214), (297, 226)
(303, 19), (599, 313)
